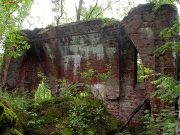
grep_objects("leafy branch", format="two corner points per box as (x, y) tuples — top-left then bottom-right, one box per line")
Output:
(151, 76), (180, 102)
(154, 17), (180, 56)
(88, 0), (98, 19)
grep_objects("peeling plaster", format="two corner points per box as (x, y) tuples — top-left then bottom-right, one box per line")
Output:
(63, 44), (104, 60)
(91, 83), (106, 101)
(140, 27), (153, 44)
(106, 47), (116, 59)
(62, 43), (105, 77)
(44, 43), (54, 59)
(63, 55), (81, 76)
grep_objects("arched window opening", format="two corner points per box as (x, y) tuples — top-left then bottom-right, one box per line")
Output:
(137, 53), (144, 82)
(134, 52), (145, 90)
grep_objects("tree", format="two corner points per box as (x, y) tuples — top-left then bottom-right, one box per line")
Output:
(0, 0), (33, 57)
(116, 0), (135, 20)
(51, 0), (136, 23)
(76, 0), (83, 21)
(80, 0), (116, 21)
(51, 0), (65, 25)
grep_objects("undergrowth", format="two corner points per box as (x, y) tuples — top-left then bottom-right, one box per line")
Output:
(0, 67), (121, 135)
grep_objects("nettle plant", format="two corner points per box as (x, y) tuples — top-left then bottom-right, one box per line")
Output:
(34, 72), (51, 104)
(137, 67), (178, 135)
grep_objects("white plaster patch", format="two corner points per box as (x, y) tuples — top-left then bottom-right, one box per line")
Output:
(140, 27), (153, 44)
(106, 47), (116, 59)
(44, 43), (54, 59)
(91, 83), (106, 101)
(63, 45), (69, 55)
(64, 44), (104, 60)
(63, 55), (81, 76)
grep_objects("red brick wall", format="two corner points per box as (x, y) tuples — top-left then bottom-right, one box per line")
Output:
(121, 3), (177, 125)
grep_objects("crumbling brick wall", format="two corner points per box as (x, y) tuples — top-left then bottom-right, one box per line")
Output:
(120, 4), (177, 128)
(0, 3), (177, 128)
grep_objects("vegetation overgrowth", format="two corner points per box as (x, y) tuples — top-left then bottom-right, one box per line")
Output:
(0, 85), (121, 135)
(0, 66), (122, 135)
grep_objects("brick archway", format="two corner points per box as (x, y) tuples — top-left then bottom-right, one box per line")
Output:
(120, 3), (177, 117)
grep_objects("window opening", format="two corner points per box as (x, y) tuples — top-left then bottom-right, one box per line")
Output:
(137, 53), (144, 82)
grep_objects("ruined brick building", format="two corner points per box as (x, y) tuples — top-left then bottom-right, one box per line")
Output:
(0, 3), (178, 128)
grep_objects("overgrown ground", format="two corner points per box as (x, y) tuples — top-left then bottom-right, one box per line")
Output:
(0, 86), (121, 135)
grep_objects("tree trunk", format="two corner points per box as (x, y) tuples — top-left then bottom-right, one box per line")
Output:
(77, 0), (83, 21)
(118, 99), (148, 131)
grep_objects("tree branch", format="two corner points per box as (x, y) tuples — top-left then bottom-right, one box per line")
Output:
(77, 0), (83, 21)
(74, 0), (77, 12)
(118, 99), (149, 131)
(88, 0), (98, 20)
(95, 5), (110, 18)
(56, 0), (64, 25)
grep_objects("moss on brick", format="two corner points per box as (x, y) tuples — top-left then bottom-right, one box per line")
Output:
(0, 102), (23, 135)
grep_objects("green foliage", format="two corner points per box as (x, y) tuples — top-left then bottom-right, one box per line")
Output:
(34, 81), (51, 103)
(80, 61), (112, 84)
(0, 102), (17, 134)
(80, 61), (96, 84)
(25, 97), (72, 135)
(154, 108), (177, 135)
(154, 41), (180, 56)
(25, 93), (120, 135)
(115, 0), (135, 20)
(80, 0), (125, 21)
(79, 62), (113, 99)
(81, 5), (104, 20)
(59, 81), (120, 135)
(51, 0), (66, 25)
(160, 18), (180, 38)
(149, 1), (180, 134)
(0, 100), (25, 135)
(137, 54), (144, 82)
(143, 75), (178, 134)
(139, 67), (161, 80)
(58, 79), (91, 97)
(0, 65), (119, 135)
(10, 128), (23, 135)
(0, 89), (32, 134)
(0, 0), (33, 57)
(147, 0), (179, 10)
(115, 130), (131, 135)
(136, 110), (156, 135)
(154, 17), (180, 56)
(136, 67), (178, 134)
(101, 18), (119, 27)
(34, 72), (51, 104)
(136, 109), (177, 135)
(65, 96), (120, 135)
(0, 89), (32, 112)
(151, 76), (180, 102)
(4, 32), (30, 58)
(24, 71), (120, 135)
(97, 64), (112, 82)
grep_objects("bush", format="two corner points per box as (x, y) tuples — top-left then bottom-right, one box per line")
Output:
(24, 90), (120, 135)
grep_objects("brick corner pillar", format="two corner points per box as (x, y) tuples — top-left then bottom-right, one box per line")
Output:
(121, 3), (177, 117)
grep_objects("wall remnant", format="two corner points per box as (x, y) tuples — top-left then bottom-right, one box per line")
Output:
(1, 3), (177, 128)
